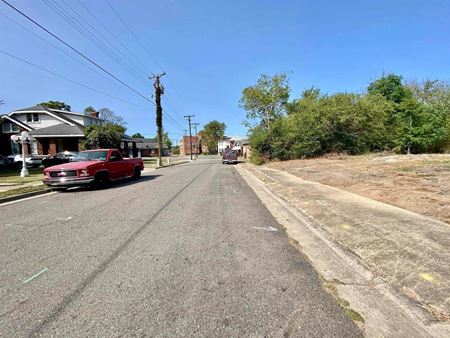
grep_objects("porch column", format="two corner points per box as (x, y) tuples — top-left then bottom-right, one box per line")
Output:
(49, 139), (57, 155)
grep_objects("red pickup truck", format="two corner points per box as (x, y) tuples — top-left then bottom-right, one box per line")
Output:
(43, 149), (144, 189)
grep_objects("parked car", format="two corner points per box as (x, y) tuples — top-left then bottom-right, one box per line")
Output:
(7, 154), (43, 168)
(42, 149), (144, 190)
(222, 149), (238, 164)
(42, 151), (77, 168)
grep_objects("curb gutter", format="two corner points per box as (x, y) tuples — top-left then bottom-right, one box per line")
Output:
(0, 188), (51, 205)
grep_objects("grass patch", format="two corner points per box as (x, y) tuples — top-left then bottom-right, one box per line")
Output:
(0, 167), (43, 184)
(344, 308), (365, 323)
(0, 184), (47, 199)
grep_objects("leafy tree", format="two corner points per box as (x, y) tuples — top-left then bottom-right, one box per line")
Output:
(200, 120), (226, 154)
(131, 132), (144, 138)
(84, 123), (126, 149)
(393, 98), (448, 153)
(39, 100), (71, 111)
(162, 131), (172, 151)
(240, 73), (290, 129)
(98, 107), (127, 126)
(171, 145), (180, 155)
(367, 74), (412, 104)
(84, 106), (96, 114)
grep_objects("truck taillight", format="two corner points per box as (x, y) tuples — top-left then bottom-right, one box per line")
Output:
(79, 169), (89, 177)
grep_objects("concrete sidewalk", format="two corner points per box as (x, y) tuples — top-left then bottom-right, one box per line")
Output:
(236, 163), (450, 337)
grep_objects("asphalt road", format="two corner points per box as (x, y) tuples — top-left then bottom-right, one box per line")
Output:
(0, 157), (362, 337)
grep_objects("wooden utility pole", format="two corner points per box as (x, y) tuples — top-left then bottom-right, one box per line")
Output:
(150, 72), (166, 166)
(192, 122), (200, 158)
(184, 115), (194, 160)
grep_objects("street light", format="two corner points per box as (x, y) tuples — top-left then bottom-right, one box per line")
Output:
(11, 131), (35, 177)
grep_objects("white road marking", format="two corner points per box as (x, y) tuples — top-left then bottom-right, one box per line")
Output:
(252, 226), (278, 232)
(0, 192), (57, 207)
(55, 216), (72, 221)
(23, 268), (48, 284)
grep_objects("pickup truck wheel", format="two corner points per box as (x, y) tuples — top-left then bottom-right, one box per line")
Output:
(134, 167), (141, 179)
(92, 172), (110, 189)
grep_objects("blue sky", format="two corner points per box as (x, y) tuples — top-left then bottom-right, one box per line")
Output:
(1, 0), (449, 140)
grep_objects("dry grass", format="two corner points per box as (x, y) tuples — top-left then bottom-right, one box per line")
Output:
(268, 153), (450, 224)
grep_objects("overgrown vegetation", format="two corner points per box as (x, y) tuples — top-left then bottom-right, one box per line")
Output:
(240, 73), (450, 163)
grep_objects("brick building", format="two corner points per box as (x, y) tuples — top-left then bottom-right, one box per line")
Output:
(179, 135), (200, 156)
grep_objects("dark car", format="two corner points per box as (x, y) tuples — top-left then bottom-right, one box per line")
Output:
(222, 149), (238, 164)
(42, 151), (77, 168)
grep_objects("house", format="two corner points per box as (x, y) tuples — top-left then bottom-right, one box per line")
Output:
(0, 105), (103, 157)
(179, 135), (200, 156)
(134, 138), (169, 157)
(218, 136), (249, 156)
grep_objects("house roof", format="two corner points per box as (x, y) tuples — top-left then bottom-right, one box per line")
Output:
(0, 115), (34, 130)
(29, 124), (84, 137)
(12, 105), (48, 112)
(134, 138), (168, 149)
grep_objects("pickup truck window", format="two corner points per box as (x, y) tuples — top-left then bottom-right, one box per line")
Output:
(74, 151), (108, 161)
(109, 151), (122, 162)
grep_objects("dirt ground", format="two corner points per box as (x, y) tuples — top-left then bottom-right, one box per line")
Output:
(267, 153), (450, 225)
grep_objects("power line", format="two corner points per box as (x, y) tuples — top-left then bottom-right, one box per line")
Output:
(0, 11), (100, 76)
(0, 48), (141, 107)
(1, 0), (188, 130)
(105, 0), (165, 73)
(103, 0), (189, 120)
(0, 0), (153, 105)
(40, 0), (148, 85)
(76, 0), (153, 75)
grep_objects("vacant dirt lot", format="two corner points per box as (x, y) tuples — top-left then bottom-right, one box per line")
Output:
(268, 153), (450, 225)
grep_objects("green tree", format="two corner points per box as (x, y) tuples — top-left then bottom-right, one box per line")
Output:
(393, 98), (448, 153)
(84, 106), (96, 114)
(367, 74), (412, 104)
(200, 120), (226, 154)
(240, 73), (290, 129)
(163, 131), (172, 151)
(171, 145), (180, 155)
(98, 107), (126, 126)
(131, 132), (144, 138)
(84, 123), (126, 149)
(39, 100), (71, 111)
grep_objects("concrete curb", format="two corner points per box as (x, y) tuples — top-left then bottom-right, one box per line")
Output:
(155, 160), (190, 169)
(235, 163), (450, 338)
(0, 188), (51, 205)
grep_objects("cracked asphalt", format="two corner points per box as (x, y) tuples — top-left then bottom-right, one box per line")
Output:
(0, 157), (362, 337)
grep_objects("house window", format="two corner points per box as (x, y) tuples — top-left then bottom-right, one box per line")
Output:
(10, 141), (20, 154)
(26, 113), (39, 122)
(2, 122), (20, 133)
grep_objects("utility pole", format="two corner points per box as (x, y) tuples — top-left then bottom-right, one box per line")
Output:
(150, 72), (166, 166)
(192, 122), (200, 158)
(184, 115), (194, 160)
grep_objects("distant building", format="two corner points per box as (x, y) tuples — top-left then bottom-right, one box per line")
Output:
(218, 135), (249, 156)
(179, 135), (199, 156)
(134, 138), (169, 157)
